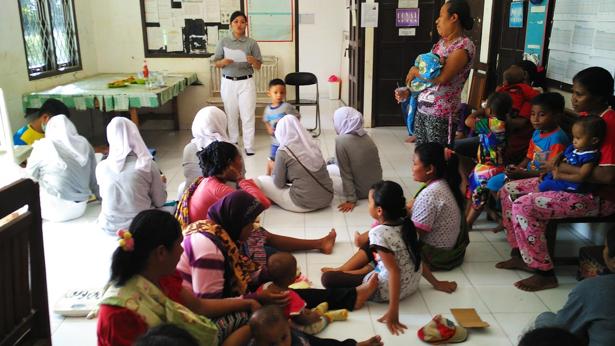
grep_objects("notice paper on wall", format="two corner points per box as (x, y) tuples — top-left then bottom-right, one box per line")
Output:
(220, 0), (240, 24)
(207, 26), (219, 45)
(204, 0), (222, 22)
(166, 29), (184, 52)
(144, 0), (159, 22)
(399, 28), (416, 36)
(398, 0), (418, 8)
(361, 3), (379, 28)
(147, 27), (165, 50)
(183, 2), (203, 19)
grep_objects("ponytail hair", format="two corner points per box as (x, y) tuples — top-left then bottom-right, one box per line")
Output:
(573, 67), (615, 109)
(414, 142), (464, 211)
(110, 210), (182, 286)
(198, 141), (240, 177)
(371, 181), (421, 272)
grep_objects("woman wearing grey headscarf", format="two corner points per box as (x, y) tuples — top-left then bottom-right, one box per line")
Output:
(327, 107), (382, 212)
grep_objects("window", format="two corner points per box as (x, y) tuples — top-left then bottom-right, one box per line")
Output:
(18, 0), (82, 80)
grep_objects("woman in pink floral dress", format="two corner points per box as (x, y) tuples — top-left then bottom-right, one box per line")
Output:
(395, 0), (475, 146)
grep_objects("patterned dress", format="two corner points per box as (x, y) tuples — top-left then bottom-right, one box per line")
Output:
(468, 117), (506, 208)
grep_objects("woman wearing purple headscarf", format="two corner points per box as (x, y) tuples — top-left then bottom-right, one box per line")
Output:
(327, 107), (382, 212)
(177, 191), (379, 315)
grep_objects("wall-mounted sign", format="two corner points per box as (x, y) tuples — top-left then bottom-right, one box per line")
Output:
(399, 28), (416, 36)
(509, 1), (524, 28)
(396, 8), (419, 27)
(398, 0), (419, 8)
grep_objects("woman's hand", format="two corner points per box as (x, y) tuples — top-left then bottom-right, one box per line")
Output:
(338, 201), (356, 213)
(257, 290), (290, 306)
(378, 310), (407, 336)
(405, 66), (419, 84)
(220, 58), (234, 67)
(246, 55), (258, 65)
(394, 88), (410, 104)
(246, 299), (261, 312)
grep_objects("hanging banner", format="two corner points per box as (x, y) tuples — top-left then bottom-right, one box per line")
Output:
(509, 1), (524, 28)
(524, 0), (550, 65)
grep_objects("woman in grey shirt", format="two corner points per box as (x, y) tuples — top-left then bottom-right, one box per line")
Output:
(327, 107), (382, 212)
(257, 115), (333, 212)
(213, 11), (262, 155)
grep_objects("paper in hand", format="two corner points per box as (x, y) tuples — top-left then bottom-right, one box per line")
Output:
(223, 47), (247, 63)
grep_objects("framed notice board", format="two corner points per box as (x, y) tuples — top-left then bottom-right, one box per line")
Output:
(545, 0), (615, 91)
(140, 0), (244, 58)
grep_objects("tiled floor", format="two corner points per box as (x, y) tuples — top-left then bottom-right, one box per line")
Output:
(45, 99), (590, 345)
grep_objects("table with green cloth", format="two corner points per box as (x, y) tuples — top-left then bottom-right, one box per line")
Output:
(22, 73), (198, 129)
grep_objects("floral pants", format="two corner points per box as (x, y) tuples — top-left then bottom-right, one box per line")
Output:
(499, 177), (615, 271)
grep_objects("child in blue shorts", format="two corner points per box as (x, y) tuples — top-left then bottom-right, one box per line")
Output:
(539, 115), (605, 192)
(262, 78), (299, 175)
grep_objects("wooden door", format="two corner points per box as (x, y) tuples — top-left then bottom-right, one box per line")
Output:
(465, 0), (484, 68)
(487, 0), (527, 91)
(372, 0), (442, 126)
(348, 0), (364, 112)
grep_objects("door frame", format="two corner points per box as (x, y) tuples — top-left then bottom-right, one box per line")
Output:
(348, 0), (365, 112)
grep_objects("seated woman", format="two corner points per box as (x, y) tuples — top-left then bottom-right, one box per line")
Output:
(176, 141), (336, 266)
(96, 117), (167, 234)
(177, 191), (378, 314)
(495, 67), (615, 291)
(257, 115), (334, 213)
(97, 209), (258, 346)
(26, 114), (98, 222)
(327, 107), (382, 213)
(182, 106), (231, 188)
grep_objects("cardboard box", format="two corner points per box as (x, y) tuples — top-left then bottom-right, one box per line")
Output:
(451, 308), (490, 328)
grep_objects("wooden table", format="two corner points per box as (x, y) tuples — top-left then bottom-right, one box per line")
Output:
(22, 73), (198, 130)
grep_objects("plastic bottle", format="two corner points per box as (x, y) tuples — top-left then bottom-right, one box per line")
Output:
(143, 60), (149, 79)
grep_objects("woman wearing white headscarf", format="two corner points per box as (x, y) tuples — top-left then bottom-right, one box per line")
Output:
(182, 106), (231, 187)
(256, 115), (333, 212)
(26, 114), (98, 222)
(327, 107), (382, 212)
(96, 117), (167, 234)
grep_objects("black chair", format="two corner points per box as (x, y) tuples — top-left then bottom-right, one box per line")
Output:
(284, 72), (321, 137)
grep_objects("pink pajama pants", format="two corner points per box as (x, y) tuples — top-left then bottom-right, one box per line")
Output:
(499, 178), (615, 271)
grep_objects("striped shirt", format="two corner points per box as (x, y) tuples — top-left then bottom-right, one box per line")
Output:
(177, 232), (227, 298)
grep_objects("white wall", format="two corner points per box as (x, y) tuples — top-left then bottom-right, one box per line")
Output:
(0, 0), (99, 134)
(89, 0), (295, 129)
(298, 0), (347, 100)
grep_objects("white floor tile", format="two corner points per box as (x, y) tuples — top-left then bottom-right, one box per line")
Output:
(475, 286), (548, 313)
(461, 262), (521, 285)
(493, 312), (540, 345)
(464, 242), (505, 262)
(421, 286), (490, 314)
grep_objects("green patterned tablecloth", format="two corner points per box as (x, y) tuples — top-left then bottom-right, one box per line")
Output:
(22, 73), (198, 112)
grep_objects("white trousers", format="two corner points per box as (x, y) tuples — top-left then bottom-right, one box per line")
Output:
(40, 190), (87, 222)
(256, 176), (312, 213)
(221, 77), (256, 151)
(326, 164), (344, 196)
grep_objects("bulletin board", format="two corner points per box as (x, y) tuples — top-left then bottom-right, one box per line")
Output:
(245, 0), (294, 42)
(545, 0), (615, 89)
(140, 0), (244, 58)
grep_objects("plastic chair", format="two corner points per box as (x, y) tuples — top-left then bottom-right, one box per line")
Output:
(284, 72), (321, 137)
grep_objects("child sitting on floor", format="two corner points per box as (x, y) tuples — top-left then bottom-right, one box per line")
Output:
(14, 98), (70, 146)
(539, 115), (605, 193)
(262, 78), (300, 174)
(257, 252), (348, 335)
(465, 92), (512, 229)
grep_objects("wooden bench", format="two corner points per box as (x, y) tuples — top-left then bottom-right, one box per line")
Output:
(0, 179), (51, 345)
(207, 56), (279, 109)
(546, 214), (615, 265)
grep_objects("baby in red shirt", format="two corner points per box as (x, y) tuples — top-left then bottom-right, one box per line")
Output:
(257, 252), (348, 335)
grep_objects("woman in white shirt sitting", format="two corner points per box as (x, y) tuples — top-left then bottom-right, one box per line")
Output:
(26, 114), (98, 222)
(96, 117), (167, 234)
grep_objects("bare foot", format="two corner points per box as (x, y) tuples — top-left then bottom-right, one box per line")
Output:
(354, 231), (361, 247)
(405, 136), (416, 143)
(319, 229), (337, 254)
(354, 274), (378, 310)
(514, 274), (558, 292)
(495, 257), (533, 273)
(357, 336), (383, 346)
(489, 224), (505, 233)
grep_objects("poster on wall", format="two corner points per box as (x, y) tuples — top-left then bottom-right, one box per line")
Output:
(246, 0), (294, 42)
(523, 0), (549, 65)
(509, 1), (524, 28)
(361, 3), (379, 28)
(396, 8), (419, 27)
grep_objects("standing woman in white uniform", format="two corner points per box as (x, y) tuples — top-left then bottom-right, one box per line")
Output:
(213, 11), (262, 156)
